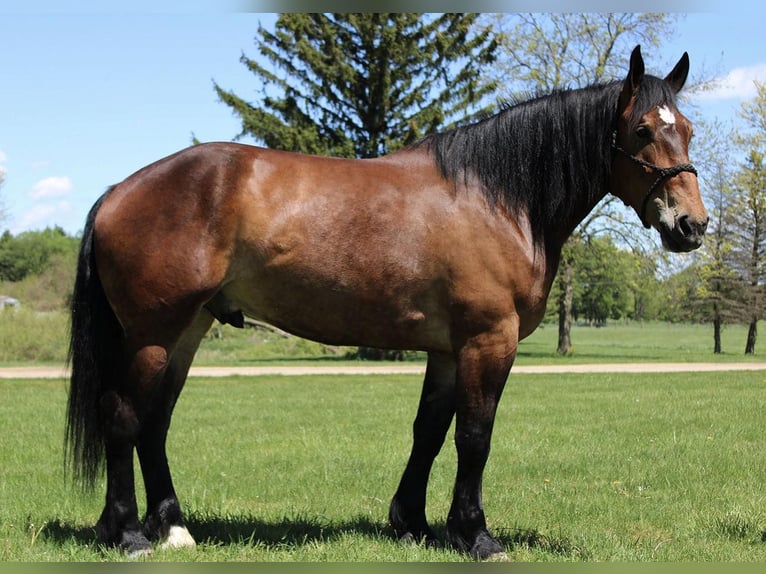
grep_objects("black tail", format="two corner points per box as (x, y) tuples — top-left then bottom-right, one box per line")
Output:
(66, 186), (123, 489)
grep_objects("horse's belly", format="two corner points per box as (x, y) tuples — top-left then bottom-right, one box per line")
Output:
(219, 275), (451, 352)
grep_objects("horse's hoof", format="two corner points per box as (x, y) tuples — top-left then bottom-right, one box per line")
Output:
(398, 531), (441, 549)
(466, 530), (505, 561)
(160, 525), (197, 550)
(398, 532), (416, 544)
(126, 546), (153, 559)
(484, 551), (510, 562)
(110, 529), (153, 559)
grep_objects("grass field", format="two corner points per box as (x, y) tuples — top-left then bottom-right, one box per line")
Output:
(2, 370), (766, 562)
(0, 312), (763, 367)
(194, 320), (766, 366)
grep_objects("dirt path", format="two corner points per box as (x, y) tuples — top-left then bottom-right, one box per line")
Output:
(2, 362), (766, 379)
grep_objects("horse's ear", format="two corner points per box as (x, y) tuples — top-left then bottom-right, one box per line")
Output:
(619, 45), (645, 109)
(665, 52), (690, 93)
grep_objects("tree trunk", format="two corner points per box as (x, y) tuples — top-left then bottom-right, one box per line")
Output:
(713, 315), (722, 354)
(557, 259), (574, 355)
(712, 297), (722, 354)
(354, 347), (405, 361)
(745, 317), (757, 354)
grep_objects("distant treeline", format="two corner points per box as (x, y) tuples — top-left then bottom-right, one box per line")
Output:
(0, 226), (79, 283)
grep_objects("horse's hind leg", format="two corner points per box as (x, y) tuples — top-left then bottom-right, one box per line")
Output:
(137, 310), (214, 549)
(97, 392), (148, 556)
(96, 348), (164, 557)
(389, 351), (456, 545)
(96, 310), (212, 556)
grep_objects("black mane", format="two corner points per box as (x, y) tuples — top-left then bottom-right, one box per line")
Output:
(415, 75), (680, 249)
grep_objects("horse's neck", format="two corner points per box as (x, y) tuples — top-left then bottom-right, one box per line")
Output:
(547, 99), (617, 248)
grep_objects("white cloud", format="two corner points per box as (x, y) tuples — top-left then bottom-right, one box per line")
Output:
(0, 150), (7, 163)
(13, 201), (73, 233)
(29, 175), (73, 199)
(692, 63), (766, 102)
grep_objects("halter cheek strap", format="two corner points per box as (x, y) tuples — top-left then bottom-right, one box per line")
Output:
(611, 131), (698, 229)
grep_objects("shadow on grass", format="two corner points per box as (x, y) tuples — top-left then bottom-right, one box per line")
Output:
(39, 518), (98, 545)
(495, 526), (590, 559)
(39, 512), (396, 550)
(185, 511), (389, 548)
(41, 513), (589, 559)
(187, 512), (589, 559)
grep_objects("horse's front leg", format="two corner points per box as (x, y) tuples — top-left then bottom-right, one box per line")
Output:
(389, 351), (456, 545)
(446, 321), (516, 560)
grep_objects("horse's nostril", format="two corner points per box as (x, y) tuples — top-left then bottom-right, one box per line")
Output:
(678, 214), (693, 237)
(678, 214), (708, 239)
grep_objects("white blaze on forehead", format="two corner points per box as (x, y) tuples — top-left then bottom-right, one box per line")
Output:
(657, 105), (676, 125)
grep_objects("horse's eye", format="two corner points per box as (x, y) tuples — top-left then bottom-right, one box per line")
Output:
(636, 125), (652, 140)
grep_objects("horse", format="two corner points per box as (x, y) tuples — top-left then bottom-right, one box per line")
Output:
(66, 46), (707, 560)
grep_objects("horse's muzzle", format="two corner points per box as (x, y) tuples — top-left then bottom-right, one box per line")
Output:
(659, 213), (708, 253)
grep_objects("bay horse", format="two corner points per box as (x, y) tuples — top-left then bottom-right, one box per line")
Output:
(66, 46), (707, 560)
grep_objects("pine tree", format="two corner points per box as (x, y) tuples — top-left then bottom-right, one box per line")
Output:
(692, 119), (740, 352)
(214, 13), (497, 159)
(729, 151), (766, 354)
(731, 82), (766, 354)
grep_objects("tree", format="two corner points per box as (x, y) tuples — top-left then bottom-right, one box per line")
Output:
(572, 237), (633, 325)
(214, 13), (497, 158)
(729, 151), (766, 353)
(213, 13), (498, 359)
(546, 235), (656, 330)
(658, 264), (704, 323)
(730, 82), (766, 354)
(692, 119), (740, 352)
(0, 226), (78, 282)
(625, 249), (662, 321)
(485, 13), (679, 354)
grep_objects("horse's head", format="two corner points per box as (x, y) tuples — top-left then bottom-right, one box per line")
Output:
(610, 45), (708, 252)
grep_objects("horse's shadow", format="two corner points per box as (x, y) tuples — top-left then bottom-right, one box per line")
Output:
(42, 513), (401, 550)
(185, 512), (392, 549)
(42, 513), (584, 557)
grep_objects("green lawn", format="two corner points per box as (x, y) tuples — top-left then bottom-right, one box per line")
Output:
(515, 321), (764, 364)
(2, 370), (766, 561)
(0, 311), (762, 367)
(194, 320), (766, 366)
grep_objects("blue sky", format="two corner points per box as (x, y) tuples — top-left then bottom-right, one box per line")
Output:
(1, 2), (764, 235)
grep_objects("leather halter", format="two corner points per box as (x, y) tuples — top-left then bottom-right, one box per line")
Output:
(611, 131), (698, 229)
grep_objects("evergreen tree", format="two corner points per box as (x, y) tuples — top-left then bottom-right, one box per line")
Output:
(214, 13), (497, 159)
(731, 82), (766, 354)
(693, 119), (740, 352)
(729, 151), (766, 354)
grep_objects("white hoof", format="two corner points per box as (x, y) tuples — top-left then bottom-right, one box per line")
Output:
(160, 525), (197, 550)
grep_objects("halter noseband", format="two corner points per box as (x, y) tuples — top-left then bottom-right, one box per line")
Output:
(611, 131), (698, 229)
